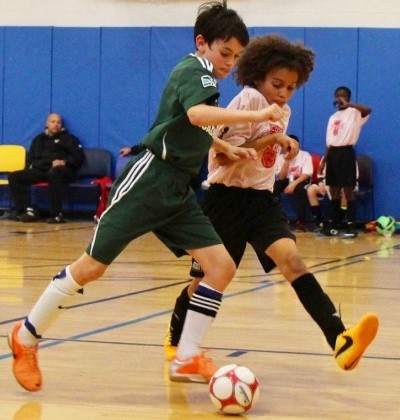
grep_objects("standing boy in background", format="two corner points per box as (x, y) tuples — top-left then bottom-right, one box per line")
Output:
(319, 86), (372, 238)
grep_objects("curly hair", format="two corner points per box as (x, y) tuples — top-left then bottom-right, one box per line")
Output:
(234, 34), (315, 88)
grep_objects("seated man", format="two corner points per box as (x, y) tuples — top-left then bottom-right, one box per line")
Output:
(8, 113), (84, 223)
(273, 134), (313, 231)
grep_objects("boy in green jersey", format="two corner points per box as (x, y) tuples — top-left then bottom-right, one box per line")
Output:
(8, 2), (289, 390)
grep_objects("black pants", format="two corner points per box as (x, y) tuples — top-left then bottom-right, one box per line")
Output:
(273, 178), (310, 223)
(8, 166), (76, 216)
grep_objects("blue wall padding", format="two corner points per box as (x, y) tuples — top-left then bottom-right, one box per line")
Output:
(99, 27), (151, 157)
(357, 28), (400, 216)
(52, 28), (101, 146)
(149, 27), (193, 120)
(0, 26), (398, 218)
(3, 27), (53, 148)
(0, 28), (4, 143)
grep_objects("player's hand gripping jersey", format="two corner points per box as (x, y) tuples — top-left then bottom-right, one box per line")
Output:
(208, 86), (290, 191)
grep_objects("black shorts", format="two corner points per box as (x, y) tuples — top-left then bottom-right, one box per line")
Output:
(190, 183), (295, 277)
(326, 146), (357, 188)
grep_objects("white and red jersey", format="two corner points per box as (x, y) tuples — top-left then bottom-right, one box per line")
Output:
(208, 86), (290, 191)
(276, 150), (313, 180)
(326, 107), (369, 147)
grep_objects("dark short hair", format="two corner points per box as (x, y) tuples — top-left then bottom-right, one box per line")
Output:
(194, 2), (249, 47)
(335, 86), (352, 99)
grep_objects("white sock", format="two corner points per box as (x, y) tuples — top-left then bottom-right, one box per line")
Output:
(176, 309), (213, 360)
(18, 266), (82, 346)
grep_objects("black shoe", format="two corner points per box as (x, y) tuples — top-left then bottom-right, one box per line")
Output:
(312, 221), (323, 233)
(20, 207), (40, 223)
(342, 222), (358, 238)
(318, 223), (339, 237)
(46, 213), (66, 224)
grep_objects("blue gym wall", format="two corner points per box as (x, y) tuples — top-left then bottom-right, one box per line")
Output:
(0, 26), (398, 219)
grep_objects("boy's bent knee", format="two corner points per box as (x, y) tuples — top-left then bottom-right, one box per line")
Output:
(70, 253), (108, 285)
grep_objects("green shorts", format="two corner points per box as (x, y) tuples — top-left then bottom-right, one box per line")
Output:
(86, 150), (222, 264)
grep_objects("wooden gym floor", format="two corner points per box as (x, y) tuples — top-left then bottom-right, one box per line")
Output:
(0, 219), (399, 419)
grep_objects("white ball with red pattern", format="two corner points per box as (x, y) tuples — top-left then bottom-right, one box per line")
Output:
(209, 364), (260, 415)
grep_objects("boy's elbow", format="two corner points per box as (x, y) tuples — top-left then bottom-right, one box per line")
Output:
(187, 107), (202, 126)
(362, 106), (372, 117)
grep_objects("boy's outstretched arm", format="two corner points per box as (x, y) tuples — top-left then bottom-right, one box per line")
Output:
(187, 103), (285, 127)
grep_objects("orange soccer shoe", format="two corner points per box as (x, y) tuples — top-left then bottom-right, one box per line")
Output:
(169, 351), (219, 383)
(8, 322), (42, 392)
(334, 313), (379, 371)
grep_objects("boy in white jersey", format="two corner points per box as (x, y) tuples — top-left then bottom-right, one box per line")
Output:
(319, 86), (372, 238)
(165, 35), (378, 372)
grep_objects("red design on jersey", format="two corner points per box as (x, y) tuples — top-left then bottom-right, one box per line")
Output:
(268, 124), (283, 134)
(333, 119), (341, 136)
(260, 124), (282, 168)
(261, 144), (279, 168)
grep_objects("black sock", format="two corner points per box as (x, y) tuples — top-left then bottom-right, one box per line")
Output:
(291, 273), (345, 349)
(169, 285), (190, 346)
(346, 199), (356, 224)
(331, 199), (342, 228)
(311, 205), (322, 224)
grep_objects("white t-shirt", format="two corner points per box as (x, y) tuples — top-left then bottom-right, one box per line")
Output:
(208, 86), (290, 191)
(276, 150), (313, 181)
(326, 107), (369, 147)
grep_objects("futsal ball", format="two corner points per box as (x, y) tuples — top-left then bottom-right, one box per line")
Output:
(376, 215), (396, 237)
(209, 364), (260, 415)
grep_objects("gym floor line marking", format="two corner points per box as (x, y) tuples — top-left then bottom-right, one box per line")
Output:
(0, 253), (379, 327)
(0, 242), (394, 359)
(0, 225), (90, 238)
(0, 282), (278, 361)
(0, 335), (396, 363)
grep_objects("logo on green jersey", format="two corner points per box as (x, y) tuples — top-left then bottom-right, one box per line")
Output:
(201, 75), (217, 88)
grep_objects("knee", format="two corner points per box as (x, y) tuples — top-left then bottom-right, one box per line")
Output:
(224, 257), (236, 280)
(204, 253), (236, 283)
(70, 254), (107, 285)
(277, 251), (307, 281)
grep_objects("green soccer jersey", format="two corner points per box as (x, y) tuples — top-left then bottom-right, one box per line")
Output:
(142, 54), (219, 178)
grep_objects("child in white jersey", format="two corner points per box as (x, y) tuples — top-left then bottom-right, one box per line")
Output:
(274, 134), (313, 231)
(319, 86), (371, 238)
(164, 35), (378, 372)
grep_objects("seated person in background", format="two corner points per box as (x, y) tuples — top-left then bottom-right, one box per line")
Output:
(8, 113), (84, 224)
(308, 166), (358, 232)
(273, 134), (313, 231)
(307, 177), (351, 232)
(307, 175), (331, 230)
